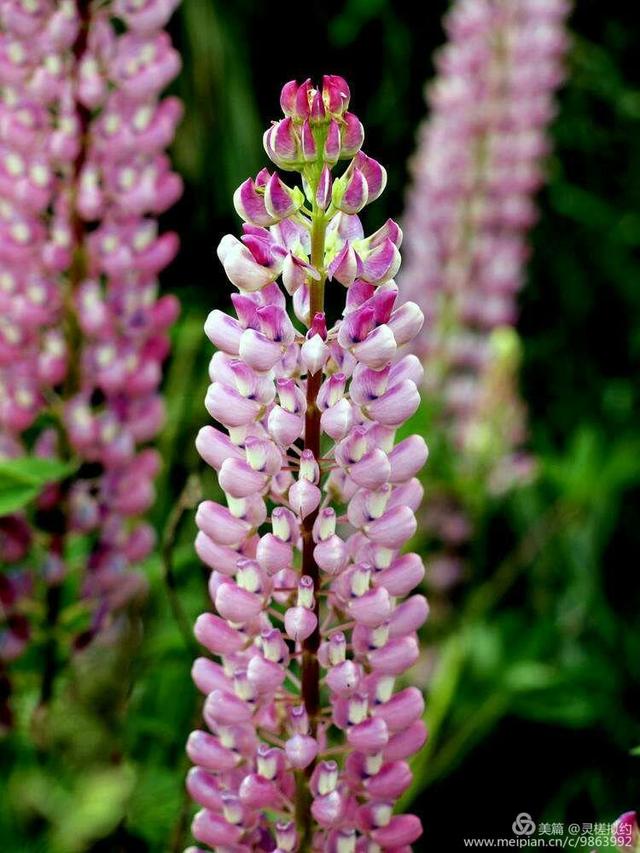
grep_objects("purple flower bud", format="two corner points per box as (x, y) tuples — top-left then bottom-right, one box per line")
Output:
(204, 689), (254, 725)
(264, 118), (301, 170)
(373, 686), (425, 733)
(316, 165), (332, 210)
(340, 112), (365, 157)
(192, 810), (243, 848)
(186, 768), (224, 812)
(311, 789), (347, 828)
(218, 458), (269, 498)
(280, 80), (299, 116)
(365, 760), (413, 800)
(384, 720), (428, 762)
(285, 734), (319, 768)
(233, 174), (276, 226)
(363, 379), (420, 426)
(284, 605), (318, 642)
(324, 120), (342, 165)
(374, 553), (425, 596)
(194, 613), (246, 655)
(368, 636), (419, 675)
(215, 581), (263, 624)
(238, 773), (281, 808)
(186, 730), (239, 771)
(348, 587), (392, 627)
(322, 75), (351, 115)
(347, 716), (389, 754)
(371, 814), (423, 847)
(389, 594), (429, 636)
(264, 173), (303, 220)
(333, 167), (368, 215)
(275, 821), (298, 852)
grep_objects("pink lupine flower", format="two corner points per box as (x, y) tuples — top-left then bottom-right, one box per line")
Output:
(398, 0), (569, 581)
(0, 0), (181, 709)
(188, 76), (427, 851)
(614, 812), (639, 851)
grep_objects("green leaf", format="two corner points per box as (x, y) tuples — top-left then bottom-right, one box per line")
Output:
(0, 456), (76, 486)
(0, 482), (39, 515)
(0, 457), (77, 513)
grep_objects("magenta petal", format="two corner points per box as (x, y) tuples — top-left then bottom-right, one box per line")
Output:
(218, 458), (269, 498)
(311, 790), (346, 828)
(368, 636), (419, 675)
(238, 773), (281, 808)
(347, 716), (389, 754)
(340, 111), (364, 157)
(215, 581), (263, 623)
(374, 553), (425, 596)
(361, 237), (401, 284)
(351, 325), (397, 369)
(196, 501), (251, 547)
(365, 505), (417, 548)
(373, 686), (425, 734)
(186, 768), (224, 812)
(204, 310), (242, 354)
(204, 688), (253, 724)
(388, 435), (429, 482)
(389, 594), (429, 636)
(264, 173), (299, 219)
(348, 587), (392, 627)
(388, 301), (424, 346)
(192, 810), (243, 848)
(195, 426), (243, 470)
(247, 654), (285, 693)
(364, 379), (420, 426)
(384, 719), (428, 762)
(233, 176), (274, 227)
(191, 657), (229, 695)
(284, 605), (317, 642)
(186, 730), (238, 771)
(328, 242), (358, 287)
(194, 531), (241, 575)
(285, 734), (319, 769)
(371, 814), (423, 847)
(365, 760), (413, 799)
(194, 613), (245, 655)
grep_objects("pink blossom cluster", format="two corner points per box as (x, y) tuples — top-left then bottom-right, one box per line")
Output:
(61, 0), (182, 629)
(187, 77), (428, 851)
(398, 0), (569, 576)
(0, 0), (181, 689)
(400, 0), (569, 451)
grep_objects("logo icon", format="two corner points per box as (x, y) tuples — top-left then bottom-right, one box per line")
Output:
(512, 813), (536, 836)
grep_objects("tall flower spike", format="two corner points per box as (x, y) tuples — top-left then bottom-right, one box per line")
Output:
(397, 0), (569, 591)
(189, 77), (427, 851)
(0, 0), (182, 720)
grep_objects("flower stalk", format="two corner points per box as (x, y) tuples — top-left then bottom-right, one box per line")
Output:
(188, 76), (428, 852)
(0, 0), (183, 721)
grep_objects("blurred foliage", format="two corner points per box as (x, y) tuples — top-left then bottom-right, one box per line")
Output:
(1, 1), (639, 851)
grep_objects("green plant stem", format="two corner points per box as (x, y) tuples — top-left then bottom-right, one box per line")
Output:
(160, 475), (202, 655)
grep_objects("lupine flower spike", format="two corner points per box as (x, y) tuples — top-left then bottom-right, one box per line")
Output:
(398, 0), (570, 583)
(188, 76), (428, 851)
(0, 0), (182, 723)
